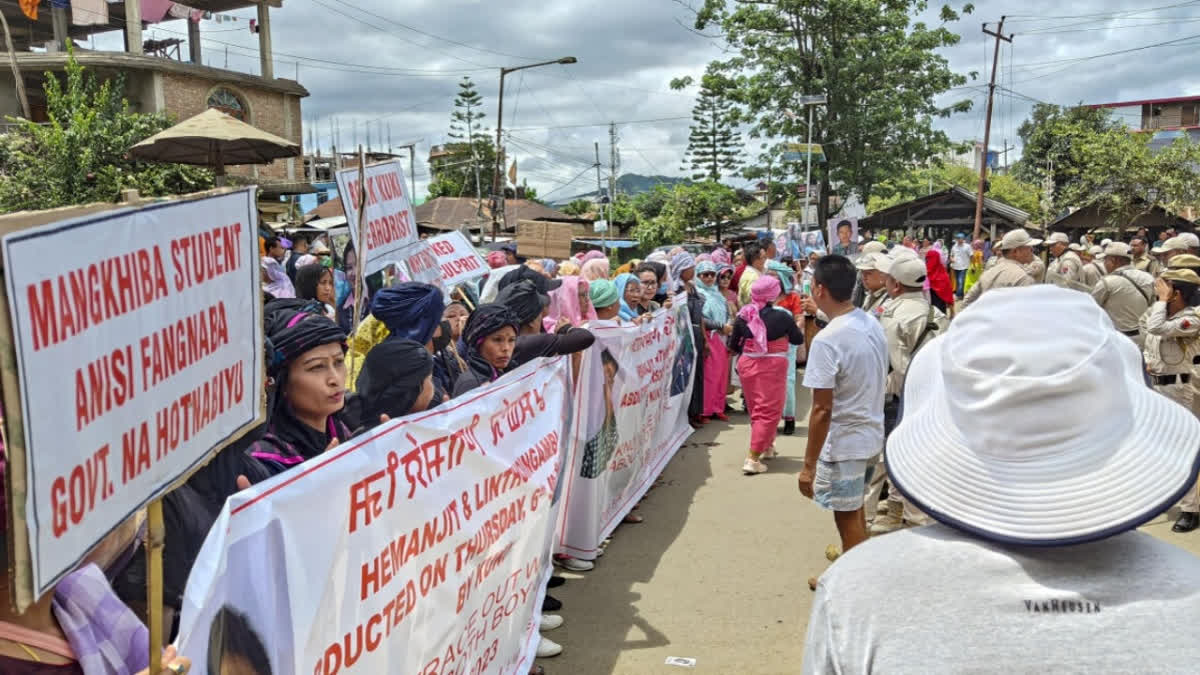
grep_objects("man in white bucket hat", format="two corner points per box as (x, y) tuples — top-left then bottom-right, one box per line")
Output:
(802, 285), (1200, 673)
(962, 228), (1039, 308)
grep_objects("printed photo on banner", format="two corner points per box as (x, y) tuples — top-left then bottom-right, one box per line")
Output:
(178, 356), (571, 674)
(336, 160), (417, 277)
(0, 189), (265, 597)
(828, 217), (859, 257)
(555, 301), (695, 560)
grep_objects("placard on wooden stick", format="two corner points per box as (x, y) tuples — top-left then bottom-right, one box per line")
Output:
(0, 188), (267, 608)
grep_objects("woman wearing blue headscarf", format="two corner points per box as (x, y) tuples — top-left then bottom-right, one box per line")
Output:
(696, 261), (733, 420)
(613, 273), (641, 322)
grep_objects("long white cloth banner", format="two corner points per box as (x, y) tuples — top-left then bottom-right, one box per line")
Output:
(2, 189), (264, 596)
(555, 298), (696, 559)
(178, 357), (571, 675)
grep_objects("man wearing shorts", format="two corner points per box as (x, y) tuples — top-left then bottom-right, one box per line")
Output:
(797, 255), (888, 589)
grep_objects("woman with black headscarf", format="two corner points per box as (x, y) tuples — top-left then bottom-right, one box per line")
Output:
(453, 304), (522, 397)
(496, 280), (595, 367)
(370, 282), (464, 400)
(352, 339), (437, 433)
(244, 298), (352, 476)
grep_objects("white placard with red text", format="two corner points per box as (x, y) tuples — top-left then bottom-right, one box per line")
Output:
(337, 160), (418, 277)
(428, 231), (488, 289)
(177, 356), (570, 675)
(554, 298), (695, 559)
(2, 189), (264, 596)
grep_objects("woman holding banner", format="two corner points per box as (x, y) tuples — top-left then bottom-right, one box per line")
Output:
(730, 276), (805, 475)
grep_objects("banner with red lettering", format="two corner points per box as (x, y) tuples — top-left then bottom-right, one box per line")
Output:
(1, 189), (265, 596)
(554, 298), (695, 559)
(428, 231), (488, 289)
(177, 356), (570, 675)
(337, 160), (418, 277)
(394, 239), (446, 295)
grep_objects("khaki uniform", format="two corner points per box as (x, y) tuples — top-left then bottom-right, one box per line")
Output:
(962, 257), (1034, 308)
(878, 291), (948, 526)
(1132, 254), (1162, 277)
(1091, 265), (1155, 348)
(1079, 260), (1105, 288)
(1141, 301), (1200, 513)
(861, 288), (889, 320)
(1023, 257), (1046, 283)
(1047, 251), (1087, 291)
(881, 291), (949, 397)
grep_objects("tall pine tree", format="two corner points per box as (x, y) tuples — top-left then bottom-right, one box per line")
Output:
(681, 83), (742, 181)
(432, 77), (491, 199)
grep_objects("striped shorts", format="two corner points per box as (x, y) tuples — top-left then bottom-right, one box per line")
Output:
(813, 459), (869, 512)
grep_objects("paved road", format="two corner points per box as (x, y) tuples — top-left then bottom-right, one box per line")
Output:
(540, 384), (1200, 674)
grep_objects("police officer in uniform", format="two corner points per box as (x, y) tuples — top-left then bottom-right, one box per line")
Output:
(854, 252), (891, 318)
(871, 257), (949, 535)
(1080, 245), (1106, 288)
(1130, 236), (1161, 276)
(1092, 242), (1155, 348)
(962, 228), (1040, 307)
(1139, 268), (1200, 532)
(1045, 231), (1084, 289)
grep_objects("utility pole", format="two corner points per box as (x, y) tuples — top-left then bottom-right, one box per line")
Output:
(609, 122), (618, 252)
(973, 17), (1013, 242)
(594, 141), (605, 249)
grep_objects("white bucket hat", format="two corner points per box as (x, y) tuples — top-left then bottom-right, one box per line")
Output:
(887, 285), (1200, 546)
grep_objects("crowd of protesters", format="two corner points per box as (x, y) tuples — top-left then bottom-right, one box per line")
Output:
(9, 218), (1200, 674)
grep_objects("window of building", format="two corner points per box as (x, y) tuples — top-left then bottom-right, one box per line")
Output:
(206, 87), (248, 121)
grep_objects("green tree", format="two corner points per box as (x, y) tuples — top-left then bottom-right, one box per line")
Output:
(632, 181), (742, 249)
(1011, 103), (1124, 202)
(0, 47), (212, 211)
(690, 0), (974, 225)
(446, 76), (488, 197)
(562, 198), (593, 216)
(673, 72), (743, 181)
(1057, 126), (1200, 229)
(869, 162), (1040, 215)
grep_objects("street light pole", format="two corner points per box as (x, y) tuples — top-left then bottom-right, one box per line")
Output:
(491, 56), (578, 242)
(797, 94), (826, 228)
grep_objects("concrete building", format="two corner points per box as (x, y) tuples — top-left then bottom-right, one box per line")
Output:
(0, 0), (307, 183)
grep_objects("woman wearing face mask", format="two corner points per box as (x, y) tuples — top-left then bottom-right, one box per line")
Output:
(453, 304), (522, 396)
(370, 283), (452, 399)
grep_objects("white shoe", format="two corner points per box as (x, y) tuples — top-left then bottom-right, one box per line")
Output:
(537, 636), (563, 658)
(554, 556), (595, 572)
(540, 614), (564, 631)
(742, 458), (768, 475)
(761, 446), (778, 459)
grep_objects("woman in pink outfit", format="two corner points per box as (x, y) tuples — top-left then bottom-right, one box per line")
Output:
(543, 276), (597, 331)
(729, 275), (805, 475)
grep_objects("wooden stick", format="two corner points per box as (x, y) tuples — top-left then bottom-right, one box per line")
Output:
(0, 8), (30, 120)
(351, 145), (369, 334)
(146, 499), (165, 674)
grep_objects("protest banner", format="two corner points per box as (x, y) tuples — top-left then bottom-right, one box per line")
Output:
(428, 231), (488, 289)
(337, 159), (418, 277)
(394, 239), (446, 295)
(0, 188), (265, 598)
(555, 298), (695, 559)
(178, 356), (571, 675)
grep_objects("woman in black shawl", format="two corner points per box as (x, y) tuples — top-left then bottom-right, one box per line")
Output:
(453, 304), (521, 396)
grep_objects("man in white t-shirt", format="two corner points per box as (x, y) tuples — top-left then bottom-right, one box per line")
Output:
(949, 233), (971, 300)
(802, 286), (1200, 674)
(798, 255), (888, 588)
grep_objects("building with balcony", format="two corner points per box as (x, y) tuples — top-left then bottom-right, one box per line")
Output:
(1091, 95), (1200, 151)
(0, 0), (307, 183)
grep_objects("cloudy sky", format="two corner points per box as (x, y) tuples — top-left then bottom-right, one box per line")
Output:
(95, 0), (1200, 198)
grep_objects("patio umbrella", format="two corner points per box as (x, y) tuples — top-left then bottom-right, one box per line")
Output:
(129, 108), (300, 185)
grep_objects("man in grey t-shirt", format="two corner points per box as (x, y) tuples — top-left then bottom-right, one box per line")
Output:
(803, 285), (1200, 674)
